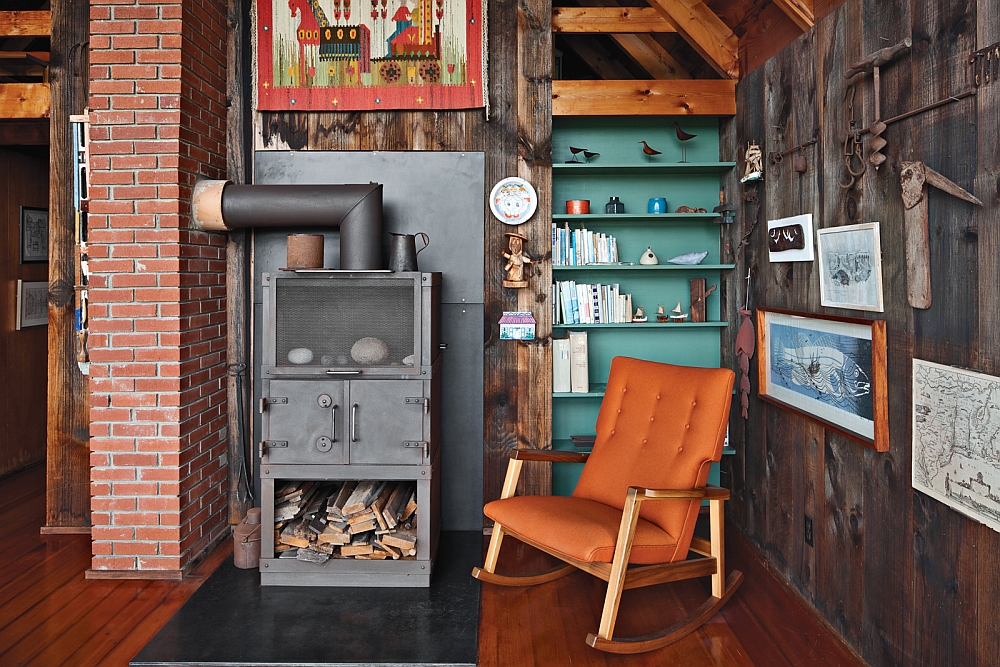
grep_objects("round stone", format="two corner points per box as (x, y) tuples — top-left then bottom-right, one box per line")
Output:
(287, 347), (314, 364)
(351, 337), (390, 364)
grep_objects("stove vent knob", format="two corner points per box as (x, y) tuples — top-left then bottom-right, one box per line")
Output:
(317, 394), (333, 408)
(317, 436), (333, 452)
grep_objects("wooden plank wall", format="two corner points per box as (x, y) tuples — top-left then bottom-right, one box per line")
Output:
(725, 0), (1000, 665)
(246, 0), (552, 515)
(0, 147), (49, 477)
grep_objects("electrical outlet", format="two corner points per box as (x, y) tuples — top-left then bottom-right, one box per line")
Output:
(804, 514), (814, 547)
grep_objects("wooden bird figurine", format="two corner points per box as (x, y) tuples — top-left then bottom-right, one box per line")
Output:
(638, 141), (661, 161)
(583, 150), (600, 163)
(567, 146), (586, 163)
(674, 122), (697, 163)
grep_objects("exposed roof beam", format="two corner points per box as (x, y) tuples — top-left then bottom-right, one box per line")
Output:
(646, 0), (739, 79)
(0, 83), (50, 118)
(771, 0), (814, 31)
(561, 35), (636, 80)
(611, 34), (692, 79)
(0, 11), (51, 38)
(552, 79), (735, 116)
(552, 7), (677, 33)
(572, 0), (691, 80)
(0, 119), (48, 144)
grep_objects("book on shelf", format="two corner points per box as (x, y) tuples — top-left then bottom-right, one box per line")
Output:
(569, 330), (589, 393)
(552, 338), (571, 393)
(552, 222), (619, 266)
(553, 281), (634, 325)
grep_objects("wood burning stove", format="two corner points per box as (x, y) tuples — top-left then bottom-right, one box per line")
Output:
(258, 271), (442, 586)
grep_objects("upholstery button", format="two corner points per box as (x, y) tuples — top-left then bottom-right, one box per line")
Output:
(642, 439), (647, 444)
(656, 395), (661, 400)
(685, 424), (690, 429)
(617, 409), (621, 414)
(692, 401), (697, 407)
(622, 388), (627, 393)
(649, 416), (654, 422)
(677, 446), (683, 452)
(611, 430), (615, 435)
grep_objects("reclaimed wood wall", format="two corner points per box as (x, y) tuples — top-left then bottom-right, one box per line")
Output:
(238, 0), (553, 520)
(722, 0), (1000, 665)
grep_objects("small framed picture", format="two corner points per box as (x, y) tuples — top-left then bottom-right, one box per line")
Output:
(16, 280), (48, 330)
(816, 222), (884, 312)
(20, 207), (48, 263)
(756, 308), (888, 452)
(767, 213), (814, 262)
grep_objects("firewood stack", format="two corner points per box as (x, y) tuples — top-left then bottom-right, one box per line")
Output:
(273, 480), (418, 563)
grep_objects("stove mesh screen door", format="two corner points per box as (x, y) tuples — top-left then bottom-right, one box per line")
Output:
(274, 278), (417, 367)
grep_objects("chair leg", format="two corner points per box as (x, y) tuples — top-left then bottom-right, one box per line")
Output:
(595, 488), (643, 641)
(482, 524), (505, 574)
(709, 497), (725, 598)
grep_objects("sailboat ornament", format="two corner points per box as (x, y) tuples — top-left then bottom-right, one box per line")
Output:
(669, 302), (689, 322)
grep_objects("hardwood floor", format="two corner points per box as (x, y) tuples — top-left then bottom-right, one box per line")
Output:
(0, 464), (230, 667)
(1, 463), (867, 667)
(478, 523), (869, 667)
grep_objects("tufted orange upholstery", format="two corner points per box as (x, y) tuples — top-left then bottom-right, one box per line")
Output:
(484, 357), (734, 564)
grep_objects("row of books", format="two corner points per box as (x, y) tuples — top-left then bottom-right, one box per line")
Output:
(552, 222), (619, 266)
(552, 331), (589, 393)
(553, 281), (634, 325)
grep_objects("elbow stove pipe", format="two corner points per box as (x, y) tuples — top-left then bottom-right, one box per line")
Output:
(192, 180), (384, 270)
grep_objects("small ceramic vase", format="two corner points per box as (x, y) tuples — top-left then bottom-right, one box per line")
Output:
(639, 247), (658, 265)
(647, 197), (667, 214)
(605, 197), (625, 214)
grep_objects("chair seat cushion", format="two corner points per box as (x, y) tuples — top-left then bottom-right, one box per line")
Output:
(484, 495), (680, 565)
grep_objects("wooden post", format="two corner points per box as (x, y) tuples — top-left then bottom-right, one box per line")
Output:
(44, 0), (92, 533)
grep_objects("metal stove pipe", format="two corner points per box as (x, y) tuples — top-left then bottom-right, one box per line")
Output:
(192, 180), (384, 270)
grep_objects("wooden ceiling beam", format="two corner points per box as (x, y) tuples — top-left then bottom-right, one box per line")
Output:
(0, 11), (51, 38)
(646, 0), (739, 79)
(552, 7), (677, 33)
(771, 0), (814, 31)
(552, 79), (735, 116)
(561, 35), (636, 80)
(0, 83), (50, 119)
(0, 119), (49, 144)
(570, 0), (691, 80)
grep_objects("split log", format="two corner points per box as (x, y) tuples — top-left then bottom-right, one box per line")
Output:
(381, 527), (417, 551)
(278, 525), (309, 549)
(343, 480), (385, 516)
(382, 482), (411, 528)
(297, 547), (330, 563)
(326, 481), (358, 520)
(341, 532), (375, 556)
(347, 509), (377, 525)
(349, 519), (378, 534)
(371, 481), (397, 531)
(355, 550), (390, 560)
(400, 491), (418, 521)
(374, 539), (401, 559)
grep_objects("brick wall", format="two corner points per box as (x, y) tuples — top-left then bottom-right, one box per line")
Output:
(87, 0), (230, 574)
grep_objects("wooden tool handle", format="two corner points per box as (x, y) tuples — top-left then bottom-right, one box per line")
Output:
(845, 37), (912, 78)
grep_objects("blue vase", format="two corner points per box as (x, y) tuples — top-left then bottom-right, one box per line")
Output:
(647, 197), (667, 214)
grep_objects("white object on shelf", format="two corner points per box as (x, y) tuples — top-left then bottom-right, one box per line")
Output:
(569, 331), (589, 394)
(553, 338), (571, 393)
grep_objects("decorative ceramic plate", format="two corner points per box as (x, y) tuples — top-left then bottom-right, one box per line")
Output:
(489, 177), (537, 225)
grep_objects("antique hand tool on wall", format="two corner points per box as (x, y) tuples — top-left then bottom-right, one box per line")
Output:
(971, 42), (1000, 86)
(899, 161), (983, 309)
(844, 37), (912, 169)
(735, 269), (755, 420)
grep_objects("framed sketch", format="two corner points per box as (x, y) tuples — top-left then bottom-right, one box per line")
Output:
(20, 207), (48, 263)
(16, 280), (48, 330)
(912, 360), (1000, 533)
(756, 308), (888, 451)
(816, 222), (884, 312)
(767, 213), (814, 262)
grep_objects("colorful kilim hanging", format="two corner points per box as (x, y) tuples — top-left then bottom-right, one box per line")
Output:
(257, 0), (486, 111)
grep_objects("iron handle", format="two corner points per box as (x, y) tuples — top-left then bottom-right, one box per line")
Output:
(331, 404), (338, 442)
(326, 370), (362, 375)
(351, 403), (358, 442)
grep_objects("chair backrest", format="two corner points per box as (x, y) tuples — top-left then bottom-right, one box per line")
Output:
(573, 357), (735, 559)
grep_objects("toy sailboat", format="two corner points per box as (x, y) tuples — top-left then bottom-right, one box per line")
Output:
(655, 304), (670, 323)
(633, 306), (647, 323)
(669, 301), (689, 322)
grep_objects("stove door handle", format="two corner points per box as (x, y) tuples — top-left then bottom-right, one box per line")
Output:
(326, 370), (362, 375)
(331, 404), (338, 443)
(351, 403), (358, 442)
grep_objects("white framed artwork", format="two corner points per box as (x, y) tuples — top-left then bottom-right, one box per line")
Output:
(16, 280), (48, 330)
(766, 213), (814, 262)
(816, 222), (884, 312)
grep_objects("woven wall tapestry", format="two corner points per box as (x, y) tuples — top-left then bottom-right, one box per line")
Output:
(256, 0), (486, 111)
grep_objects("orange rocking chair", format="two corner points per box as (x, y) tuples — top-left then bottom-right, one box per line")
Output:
(472, 357), (743, 654)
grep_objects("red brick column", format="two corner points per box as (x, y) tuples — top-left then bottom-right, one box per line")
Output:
(86, 0), (230, 575)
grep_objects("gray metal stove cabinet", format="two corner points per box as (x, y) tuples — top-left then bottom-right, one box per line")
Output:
(258, 271), (442, 586)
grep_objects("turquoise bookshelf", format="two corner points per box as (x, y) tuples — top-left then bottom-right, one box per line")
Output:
(551, 116), (734, 497)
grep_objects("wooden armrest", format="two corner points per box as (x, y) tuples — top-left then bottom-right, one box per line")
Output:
(633, 485), (730, 501)
(511, 449), (590, 463)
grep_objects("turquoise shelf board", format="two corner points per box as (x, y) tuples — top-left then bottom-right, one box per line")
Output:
(552, 117), (724, 165)
(552, 322), (728, 329)
(553, 264), (736, 271)
(553, 162), (736, 175)
(553, 213), (718, 223)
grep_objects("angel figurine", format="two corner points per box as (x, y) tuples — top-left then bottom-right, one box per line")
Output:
(502, 232), (533, 288)
(741, 141), (763, 182)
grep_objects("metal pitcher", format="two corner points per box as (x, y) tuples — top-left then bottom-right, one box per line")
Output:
(388, 232), (429, 272)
